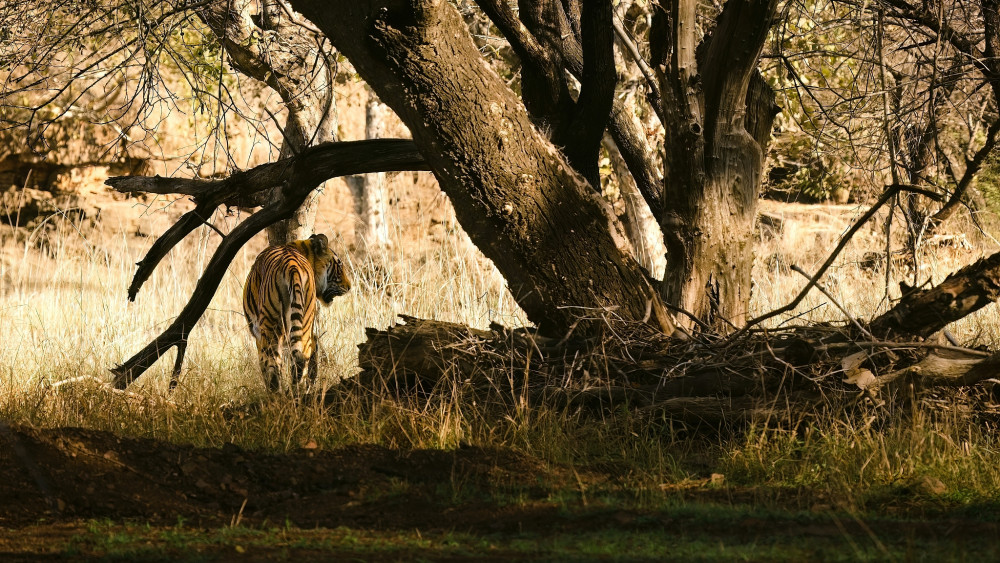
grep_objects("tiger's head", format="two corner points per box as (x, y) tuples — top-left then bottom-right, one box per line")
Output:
(290, 233), (351, 304)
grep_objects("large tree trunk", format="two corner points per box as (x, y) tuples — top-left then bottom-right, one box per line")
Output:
(291, 0), (674, 337)
(653, 0), (778, 330)
(197, 0), (337, 245)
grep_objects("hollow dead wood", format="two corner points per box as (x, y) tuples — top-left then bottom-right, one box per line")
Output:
(869, 251), (1000, 339)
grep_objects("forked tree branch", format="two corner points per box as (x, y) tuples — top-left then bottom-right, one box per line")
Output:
(109, 138), (426, 302)
(880, 0), (989, 75)
(110, 138), (428, 388)
(111, 193), (300, 388)
(474, 0), (549, 66)
(125, 203), (219, 301)
(477, 0), (664, 212)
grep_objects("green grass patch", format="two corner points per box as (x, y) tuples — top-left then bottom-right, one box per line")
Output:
(48, 504), (1000, 563)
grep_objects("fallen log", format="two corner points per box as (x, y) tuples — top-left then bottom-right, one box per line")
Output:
(870, 349), (1000, 395)
(355, 314), (1000, 426)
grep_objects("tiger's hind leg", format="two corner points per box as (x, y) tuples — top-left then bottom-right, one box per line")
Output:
(257, 326), (284, 392)
(307, 335), (320, 384)
(289, 340), (316, 393)
(287, 321), (314, 392)
(293, 333), (320, 396)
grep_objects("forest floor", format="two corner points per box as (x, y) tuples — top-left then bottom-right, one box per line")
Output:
(2, 425), (999, 562)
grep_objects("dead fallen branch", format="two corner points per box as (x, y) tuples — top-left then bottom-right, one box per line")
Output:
(109, 139), (429, 388)
(870, 349), (1000, 395)
(869, 252), (1000, 339)
(355, 314), (999, 426)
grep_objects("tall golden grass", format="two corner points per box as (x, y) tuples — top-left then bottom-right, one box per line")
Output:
(2, 194), (999, 504)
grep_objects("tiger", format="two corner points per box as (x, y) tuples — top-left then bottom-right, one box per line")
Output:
(243, 233), (351, 392)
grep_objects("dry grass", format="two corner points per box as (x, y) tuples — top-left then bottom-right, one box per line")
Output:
(2, 194), (1000, 510)
(753, 200), (1000, 344)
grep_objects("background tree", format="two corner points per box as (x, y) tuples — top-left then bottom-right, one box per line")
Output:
(194, 0), (339, 244)
(766, 0), (1000, 278)
(0, 0), (340, 245)
(345, 86), (392, 252)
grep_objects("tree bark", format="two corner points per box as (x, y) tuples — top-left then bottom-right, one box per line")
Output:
(655, 0), (778, 330)
(291, 0), (674, 336)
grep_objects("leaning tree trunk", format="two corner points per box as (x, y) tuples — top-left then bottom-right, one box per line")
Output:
(291, 0), (674, 337)
(197, 0), (337, 245)
(653, 0), (779, 330)
(345, 87), (392, 252)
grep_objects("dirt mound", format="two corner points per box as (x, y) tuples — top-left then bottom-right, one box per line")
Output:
(0, 425), (588, 531)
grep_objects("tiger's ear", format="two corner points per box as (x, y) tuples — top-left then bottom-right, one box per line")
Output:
(309, 233), (329, 251)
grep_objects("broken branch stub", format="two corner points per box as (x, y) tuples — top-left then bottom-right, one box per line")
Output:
(868, 251), (1000, 339)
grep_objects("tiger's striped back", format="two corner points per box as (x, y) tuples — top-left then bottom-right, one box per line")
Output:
(243, 234), (350, 392)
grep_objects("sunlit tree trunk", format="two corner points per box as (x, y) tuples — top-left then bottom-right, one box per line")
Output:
(653, 0), (779, 330)
(345, 87), (392, 251)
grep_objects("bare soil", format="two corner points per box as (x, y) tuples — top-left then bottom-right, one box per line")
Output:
(0, 425), (589, 531)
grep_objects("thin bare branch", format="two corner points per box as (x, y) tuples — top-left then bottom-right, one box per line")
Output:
(728, 183), (943, 342)
(611, 14), (664, 119)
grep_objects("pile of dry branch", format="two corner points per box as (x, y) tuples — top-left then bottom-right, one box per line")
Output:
(355, 310), (1000, 427)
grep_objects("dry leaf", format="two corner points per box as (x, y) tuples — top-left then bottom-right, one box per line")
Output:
(841, 351), (868, 374)
(843, 368), (876, 390)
